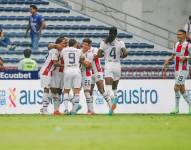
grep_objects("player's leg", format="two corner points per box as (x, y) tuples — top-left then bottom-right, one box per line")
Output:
(63, 72), (73, 113)
(40, 75), (51, 114)
(83, 77), (94, 114)
(180, 84), (191, 114)
(70, 73), (82, 114)
(170, 84), (181, 114)
(96, 79), (112, 109)
(112, 80), (119, 108)
(50, 88), (61, 115)
(63, 88), (70, 114)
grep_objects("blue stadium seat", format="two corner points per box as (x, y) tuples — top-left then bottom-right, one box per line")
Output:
(55, 25), (64, 30)
(44, 16), (50, 20)
(88, 25), (96, 30)
(92, 33), (100, 38)
(135, 51), (144, 56)
(42, 33), (51, 37)
(32, 51), (41, 55)
(15, 32), (25, 37)
(16, 16), (28, 21)
(67, 16), (76, 21)
(130, 43), (139, 49)
(0, 16), (7, 20)
(51, 32), (60, 37)
(152, 51), (161, 56)
(0, 7), (4, 11)
(41, 50), (48, 55)
(0, 51), (7, 55)
(39, 8), (47, 13)
(96, 25), (105, 30)
(2, 24), (12, 29)
(100, 33), (108, 38)
(84, 33), (93, 38)
(20, 41), (30, 47)
(16, 1), (25, 5)
(49, 16), (59, 21)
(21, 7), (29, 12)
(68, 33), (76, 38)
(13, 7), (21, 12)
(0, 0), (7, 4)
(36, 59), (45, 64)
(39, 42), (47, 47)
(15, 51), (23, 55)
(4, 7), (13, 12)
(79, 25), (88, 30)
(60, 16), (67, 21)
(144, 51), (152, 56)
(71, 25), (80, 30)
(46, 8), (55, 13)
(127, 51), (135, 56)
(92, 43), (99, 47)
(76, 33), (84, 38)
(46, 25), (55, 30)
(125, 43), (131, 48)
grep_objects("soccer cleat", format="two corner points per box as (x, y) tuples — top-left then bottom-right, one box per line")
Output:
(70, 104), (82, 115)
(188, 106), (191, 115)
(108, 97), (118, 115)
(87, 110), (95, 115)
(64, 109), (70, 115)
(53, 110), (61, 116)
(40, 108), (49, 115)
(170, 107), (179, 115)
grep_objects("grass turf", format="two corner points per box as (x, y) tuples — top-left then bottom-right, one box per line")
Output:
(0, 114), (191, 150)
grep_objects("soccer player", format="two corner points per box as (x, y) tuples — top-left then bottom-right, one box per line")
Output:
(61, 39), (84, 114)
(49, 37), (68, 115)
(163, 29), (191, 114)
(40, 37), (66, 114)
(90, 45), (113, 113)
(81, 38), (95, 115)
(98, 27), (128, 115)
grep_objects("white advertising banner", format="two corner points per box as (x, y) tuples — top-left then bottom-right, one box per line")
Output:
(0, 80), (191, 114)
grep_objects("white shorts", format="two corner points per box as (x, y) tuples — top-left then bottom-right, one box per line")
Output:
(175, 71), (189, 85)
(104, 65), (121, 81)
(40, 74), (51, 89)
(64, 70), (81, 89)
(82, 76), (91, 90)
(50, 71), (64, 89)
(91, 72), (104, 85)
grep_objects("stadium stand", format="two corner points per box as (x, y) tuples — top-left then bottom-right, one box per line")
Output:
(0, 0), (185, 79)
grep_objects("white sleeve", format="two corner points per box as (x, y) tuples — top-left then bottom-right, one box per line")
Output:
(93, 47), (98, 54)
(51, 49), (59, 61)
(184, 23), (188, 32)
(18, 60), (23, 70)
(120, 41), (126, 48)
(99, 41), (105, 50)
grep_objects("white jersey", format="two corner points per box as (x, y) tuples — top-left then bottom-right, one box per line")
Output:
(184, 22), (191, 39)
(100, 39), (125, 67)
(61, 47), (82, 72)
(174, 40), (191, 72)
(90, 47), (103, 74)
(40, 49), (59, 76)
(81, 49), (94, 77)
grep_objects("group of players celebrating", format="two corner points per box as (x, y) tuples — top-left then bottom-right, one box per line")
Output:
(39, 26), (191, 115)
(39, 27), (128, 115)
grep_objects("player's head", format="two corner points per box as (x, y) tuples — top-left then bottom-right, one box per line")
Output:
(0, 25), (3, 35)
(105, 27), (117, 44)
(55, 37), (67, 50)
(82, 38), (92, 51)
(0, 57), (3, 67)
(30, 4), (38, 14)
(177, 29), (186, 42)
(189, 15), (191, 23)
(24, 49), (32, 58)
(68, 39), (77, 48)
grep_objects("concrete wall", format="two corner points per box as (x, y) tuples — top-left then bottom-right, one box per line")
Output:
(66, 0), (191, 48)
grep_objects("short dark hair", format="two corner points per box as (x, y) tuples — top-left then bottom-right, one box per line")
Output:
(24, 49), (31, 58)
(30, 4), (38, 10)
(55, 37), (65, 44)
(82, 38), (92, 45)
(178, 29), (186, 34)
(105, 26), (117, 44)
(189, 15), (191, 20)
(69, 39), (77, 47)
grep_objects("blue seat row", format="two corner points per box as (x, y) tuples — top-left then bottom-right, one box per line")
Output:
(0, 7), (70, 13)
(128, 50), (171, 56)
(0, 16), (90, 21)
(0, 0), (49, 5)
(6, 32), (132, 39)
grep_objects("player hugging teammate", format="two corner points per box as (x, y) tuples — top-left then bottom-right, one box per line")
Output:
(40, 27), (128, 115)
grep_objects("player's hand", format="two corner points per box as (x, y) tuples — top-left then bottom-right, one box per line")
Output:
(180, 56), (187, 62)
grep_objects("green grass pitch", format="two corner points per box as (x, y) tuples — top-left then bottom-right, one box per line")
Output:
(0, 114), (191, 150)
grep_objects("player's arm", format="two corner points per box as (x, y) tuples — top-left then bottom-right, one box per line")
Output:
(164, 54), (175, 68)
(97, 49), (104, 58)
(38, 17), (46, 33)
(25, 21), (30, 38)
(120, 47), (128, 58)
